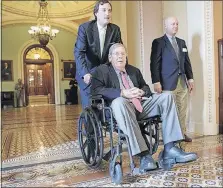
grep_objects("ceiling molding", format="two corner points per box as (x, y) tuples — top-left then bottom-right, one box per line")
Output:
(2, 1), (96, 35)
(2, 1), (96, 19)
(2, 20), (79, 35)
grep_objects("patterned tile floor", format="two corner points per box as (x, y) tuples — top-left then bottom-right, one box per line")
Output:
(1, 105), (223, 187)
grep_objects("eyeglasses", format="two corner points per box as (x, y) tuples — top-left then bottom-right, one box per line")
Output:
(112, 52), (126, 56)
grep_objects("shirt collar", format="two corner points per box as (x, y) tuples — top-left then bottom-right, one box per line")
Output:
(165, 33), (176, 40)
(97, 22), (107, 31)
(112, 65), (126, 75)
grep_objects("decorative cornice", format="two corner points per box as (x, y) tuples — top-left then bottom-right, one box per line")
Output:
(2, 4), (95, 19)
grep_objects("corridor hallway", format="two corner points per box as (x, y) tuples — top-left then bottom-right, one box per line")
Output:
(1, 105), (223, 187)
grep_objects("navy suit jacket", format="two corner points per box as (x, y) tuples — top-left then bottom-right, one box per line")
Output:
(150, 34), (193, 90)
(91, 63), (152, 104)
(74, 20), (122, 91)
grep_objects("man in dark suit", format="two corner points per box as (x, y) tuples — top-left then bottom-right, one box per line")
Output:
(150, 17), (194, 142)
(74, 0), (123, 108)
(91, 43), (197, 171)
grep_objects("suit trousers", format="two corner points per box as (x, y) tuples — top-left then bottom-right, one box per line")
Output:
(79, 85), (91, 109)
(162, 75), (188, 134)
(110, 93), (184, 156)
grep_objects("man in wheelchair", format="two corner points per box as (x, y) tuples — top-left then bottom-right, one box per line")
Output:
(91, 43), (198, 171)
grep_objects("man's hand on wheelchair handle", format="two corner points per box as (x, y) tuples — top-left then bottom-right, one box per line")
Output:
(83, 73), (92, 84)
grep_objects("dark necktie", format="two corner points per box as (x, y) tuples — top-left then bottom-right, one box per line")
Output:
(120, 72), (143, 113)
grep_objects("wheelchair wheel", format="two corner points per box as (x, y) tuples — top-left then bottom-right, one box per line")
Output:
(142, 123), (159, 155)
(109, 162), (123, 184)
(78, 107), (103, 168)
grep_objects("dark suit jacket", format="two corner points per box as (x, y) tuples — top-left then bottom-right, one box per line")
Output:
(91, 63), (152, 104)
(74, 20), (122, 90)
(150, 34), (193, 90)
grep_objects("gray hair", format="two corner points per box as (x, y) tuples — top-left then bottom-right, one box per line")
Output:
(108, 43), (127, 56)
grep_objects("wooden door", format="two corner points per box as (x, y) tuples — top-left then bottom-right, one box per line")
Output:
(218, 39), (223, 133)
(27, 64), (46, 96)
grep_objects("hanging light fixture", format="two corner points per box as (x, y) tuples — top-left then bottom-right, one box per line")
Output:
(28, 0), (59, 46)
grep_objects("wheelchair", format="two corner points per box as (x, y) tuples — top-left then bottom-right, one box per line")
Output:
(78, 95), (162, 184)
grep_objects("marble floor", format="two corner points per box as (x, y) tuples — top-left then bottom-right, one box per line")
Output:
(1, 105), (223, 187)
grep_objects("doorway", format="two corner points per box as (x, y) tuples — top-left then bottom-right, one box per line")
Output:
(27, 64), (45, 96)
(24, 45), (55, 105)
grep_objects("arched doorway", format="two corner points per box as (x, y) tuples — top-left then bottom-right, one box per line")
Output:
(23, 44), (55, 105)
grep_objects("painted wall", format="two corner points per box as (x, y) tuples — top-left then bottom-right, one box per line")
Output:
(162, 1), (188, 42)
(186, 1), (206, 134)
(141, 1), (163, 90)
(126, 1), (141, 68)
(111, 1), (128, 48)
(2, 24), (76, 105)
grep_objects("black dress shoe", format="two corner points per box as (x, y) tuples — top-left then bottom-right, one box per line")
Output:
(184, 134), (192, 142)
(158, 146), (198, 170)
(139, 154), (157, 172)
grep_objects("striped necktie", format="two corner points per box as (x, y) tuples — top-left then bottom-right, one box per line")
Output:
(171, 36), (179, 60)
(120, 72), (143, 113)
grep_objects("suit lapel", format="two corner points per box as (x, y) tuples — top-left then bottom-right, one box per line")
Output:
(126, 66), (137, 87)
(102, 24), (112, 61)
(108, 64), (120, 89)
(163, 35), (178, 61)
(93, 22), (101, 60)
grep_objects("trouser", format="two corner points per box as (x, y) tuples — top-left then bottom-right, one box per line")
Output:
(110, 93), (184, 156)
(163, 75), (188, 134)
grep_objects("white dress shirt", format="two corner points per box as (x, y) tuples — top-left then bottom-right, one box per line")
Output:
(97, 22), (107, 57)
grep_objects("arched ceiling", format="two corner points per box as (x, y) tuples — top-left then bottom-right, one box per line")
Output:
(2, 1), (97, 33)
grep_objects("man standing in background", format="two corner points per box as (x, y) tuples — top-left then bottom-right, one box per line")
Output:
(150, 17), (194, 142)
(74, 0), (123, 108)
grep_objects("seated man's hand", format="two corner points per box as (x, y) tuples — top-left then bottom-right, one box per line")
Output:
(121, 87), (144, 99)
(131, 87), (145, 98)
(154, 82), (162, 93)
(83, 73), (92, 84)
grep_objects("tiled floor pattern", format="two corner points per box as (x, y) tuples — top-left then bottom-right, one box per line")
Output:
(2, 105), (81, 161)
(73, 154), (223, 187)
(1, 138), (222, 187)
(1, 105), (223, 187)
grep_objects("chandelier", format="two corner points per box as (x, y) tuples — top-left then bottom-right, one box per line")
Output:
(28, 0), (59, 46)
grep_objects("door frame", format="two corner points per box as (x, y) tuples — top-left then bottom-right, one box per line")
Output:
(23, 44), (55, 105)
(218, 39), (223, 133)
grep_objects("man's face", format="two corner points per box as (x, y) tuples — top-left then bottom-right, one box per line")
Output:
(165, 17), (179, 36)
(95, 3), (112, 27)
(4, 63), (8, 68)
(109, 46), (127, 71)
